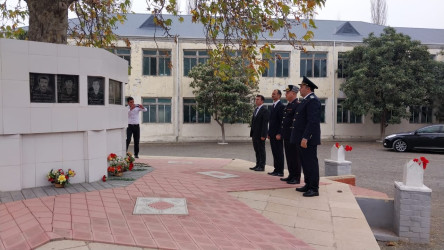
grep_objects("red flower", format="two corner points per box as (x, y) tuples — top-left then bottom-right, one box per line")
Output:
(344, 145), (353, 152)
(335, 142), (340, 148)
(102, 175), (107, 182)
(129, 163), (134, 171)
(413, 158), (419, 162)
(420, 156), (429, 170)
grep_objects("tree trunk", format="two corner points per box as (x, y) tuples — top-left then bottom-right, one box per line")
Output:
(25, 0), (75, 44)
(379, 109), (387, 141)
(214, 118), (226, 143)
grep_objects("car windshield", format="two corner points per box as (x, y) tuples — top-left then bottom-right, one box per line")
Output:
(416, 126), (442, 133)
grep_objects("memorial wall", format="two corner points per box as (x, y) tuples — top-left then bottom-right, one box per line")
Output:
(0, 39), (128, 191)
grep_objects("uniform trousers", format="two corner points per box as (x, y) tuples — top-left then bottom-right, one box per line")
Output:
(284, 139), (302, 181)
(297, 145), (319, 191)
(270, 137), (284, 173)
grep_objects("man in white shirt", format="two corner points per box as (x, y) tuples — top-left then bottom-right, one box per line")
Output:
(126, 97), (147, 158)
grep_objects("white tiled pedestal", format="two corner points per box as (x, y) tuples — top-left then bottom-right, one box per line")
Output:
(0, 39), (128, 191)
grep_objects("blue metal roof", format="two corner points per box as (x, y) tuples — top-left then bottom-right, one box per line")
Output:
(111, 14), (444, 45)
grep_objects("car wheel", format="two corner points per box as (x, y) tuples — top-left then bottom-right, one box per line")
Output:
(393, 139), (408, 152)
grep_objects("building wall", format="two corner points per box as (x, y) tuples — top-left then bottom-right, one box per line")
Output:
(119, 38), (442, 142)
(0, 39), (128, 191)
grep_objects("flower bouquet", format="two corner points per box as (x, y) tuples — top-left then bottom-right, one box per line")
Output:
(47, 169), (76, 187)
(125, 152), (135, 171)
(107, 165), (123, 176)
(107, 153), (128, 172)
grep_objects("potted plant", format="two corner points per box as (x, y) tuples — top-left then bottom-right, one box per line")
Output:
(47, 169), (76, 188)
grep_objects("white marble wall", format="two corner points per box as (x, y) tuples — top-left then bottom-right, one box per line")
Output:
(0, 39), (128, 191)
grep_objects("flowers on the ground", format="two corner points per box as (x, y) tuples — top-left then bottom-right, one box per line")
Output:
(102, 175), (107, 182)
(107, 165), (123, 175)
(47, 169), (76, 185)
(335, 142), (353, 151)
(125, 152), (135, 171)
(107, 152), (128, 170)
(413, 157), (429, 169)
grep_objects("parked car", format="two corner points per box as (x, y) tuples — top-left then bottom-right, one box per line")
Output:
(383, 124), (444, 152)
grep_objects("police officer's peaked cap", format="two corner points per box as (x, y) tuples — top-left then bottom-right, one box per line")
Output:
(299, 76), (318, 91)
(284, 85), (299, 93)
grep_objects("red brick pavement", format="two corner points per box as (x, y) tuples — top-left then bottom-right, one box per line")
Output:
(0, 157), (315, 249)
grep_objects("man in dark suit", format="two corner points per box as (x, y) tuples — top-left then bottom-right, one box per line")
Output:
(280, 85), (302, 184)
(267, 89), (285, 176)
(291, 76), (321, 197)
(249, 95), (269, 171)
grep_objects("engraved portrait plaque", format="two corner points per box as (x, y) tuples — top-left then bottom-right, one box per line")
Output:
(87, 76), (105, 105)
(57, 75), (79, 103)
(109, 79), (122, 105)
(30, 73), (56, 103)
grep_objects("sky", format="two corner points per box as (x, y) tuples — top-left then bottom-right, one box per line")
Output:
(131, 0), (444, 30)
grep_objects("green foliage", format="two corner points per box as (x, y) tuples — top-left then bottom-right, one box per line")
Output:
(188, 56), (257, 137)
(150, 0), (325, 83)
(0, 0), (27, 39)
(429, 60), (444, 122)
(340, 27), (437, 138)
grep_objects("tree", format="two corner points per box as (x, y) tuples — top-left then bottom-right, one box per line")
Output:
(370, 0), (387, 26)
(188, 56), (257, 143)
(340, 27), (435, 140)
(149, 0), (326, 82)
(429, 60), (444, 122)
(0, 0), (131, 47)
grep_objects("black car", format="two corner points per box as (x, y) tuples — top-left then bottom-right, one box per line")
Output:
(383, 124), (444, 152)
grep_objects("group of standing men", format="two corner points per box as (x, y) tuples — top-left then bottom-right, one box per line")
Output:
(249, 76), (321, 197)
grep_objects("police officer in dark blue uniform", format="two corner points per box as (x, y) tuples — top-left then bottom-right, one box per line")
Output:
(291, 76), (321, 197)
(280, 85), (302, 184)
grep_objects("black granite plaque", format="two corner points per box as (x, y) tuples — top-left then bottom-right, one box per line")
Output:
(109, 79), (122, 105)
(87, 76), (105, 105)
(57, 75), (79, 103)
(30, 73), (56, 103)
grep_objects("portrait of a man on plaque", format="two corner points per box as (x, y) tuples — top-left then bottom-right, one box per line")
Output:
(57, 75), (79, 103)
(30, 73), (56, 103)
(87, 76), (105, 105)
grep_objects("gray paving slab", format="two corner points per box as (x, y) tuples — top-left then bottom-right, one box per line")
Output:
(71, 183), (89, 193)
(0, 196), (13, 203)
(42, 186), (58, 196)
(21, 188), (37, 199)
(80, 183), (97, 192)
(32, 187), (49, 198)
(10, 191), (25, 201)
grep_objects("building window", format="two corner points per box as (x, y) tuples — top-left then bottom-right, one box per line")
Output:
(183, 99), (211, 123)
(410, 105), (433, 124)
(183, 50), (209, 76)
(107, 48), (131, 75)
(262, 52), (290, 77)
(337, 99), (362, 123)
(300, 52), (327, 78)
(142, 50), (171, 76)
(142, 98), (172, 123)
(337, 52), (348, 78)
(320, 99), (326, 123)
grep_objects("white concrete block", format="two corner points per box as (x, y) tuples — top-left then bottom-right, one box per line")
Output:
(106, 128), (126, 155)
(0, 80), (3, 134)
(62, 159), (86, 184)
(85, 130), (106, 159)
(28, 55), (58, 74)
(0, 38), (28, 55)
(403, 160), (424, 188)
(78, 46), (103, 59)
(0, 135), (20, 166)
(52, 107), (78, 132)
(57, 57), (79, 75)
(22, 163), (36, 189)
(1, 53), (29, 81)
(3, 107), (31, 134)
(85, 157), (107, 182)
(35, 161), (62, 187)
(22, 135), (36, 164)
(57, 44), (79, 58)
(0, 165), (21, 191)
(31, 108), (52, 133)
(62, 132), (84, 161)
(78, 108), (106, 131)
(79, 58), (103, 75)
(29, 41), (57, 56)
(35, 133), (63, 163)
(106, 106), (127, 128)
(1, 79), (30, 108)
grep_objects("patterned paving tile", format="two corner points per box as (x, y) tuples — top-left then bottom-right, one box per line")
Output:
(133, 197), (188, 215)
(197, 171), (239, 179)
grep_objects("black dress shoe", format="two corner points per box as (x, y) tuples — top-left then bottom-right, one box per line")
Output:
(249, 166), (258, 170)
(303, 190), (319, 197)
(286, 179), (300, 184)
(267, 171), (276, 175)
(135, 155), (139, 159)
(280, 177), (291, 181)
(296, 185), (309, 192)
(269, 172), (284, 177)
(254, 167), (265, 171)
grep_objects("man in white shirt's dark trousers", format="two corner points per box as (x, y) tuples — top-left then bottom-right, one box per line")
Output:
(126, 97), (147, 158)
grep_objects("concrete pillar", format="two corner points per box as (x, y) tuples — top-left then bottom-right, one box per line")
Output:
(394, 181), (431, 243)
(324, 159), (352, 176)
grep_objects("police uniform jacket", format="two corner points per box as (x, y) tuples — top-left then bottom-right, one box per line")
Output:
(290, 93), (321, 146)
(281, 99), (299, 141)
